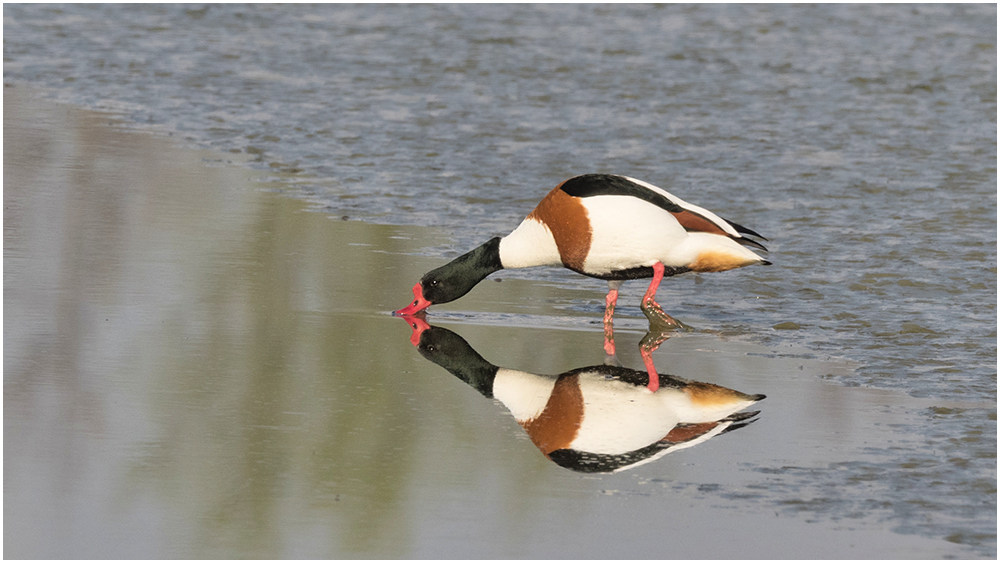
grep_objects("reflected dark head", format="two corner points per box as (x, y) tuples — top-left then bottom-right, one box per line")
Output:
(415, 325), (498, 397)
(416, 326), (474, 362)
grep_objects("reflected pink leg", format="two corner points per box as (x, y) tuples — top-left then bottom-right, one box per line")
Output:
(641, 346), (660, 393)
(639, 331), (671, 393)
(603, 287), (618, 355)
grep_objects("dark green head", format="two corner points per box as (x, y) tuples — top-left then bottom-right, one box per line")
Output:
(394, 237), (503, 315)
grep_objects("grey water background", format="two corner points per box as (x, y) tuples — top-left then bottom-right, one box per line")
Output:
(3, 3), (996, 558)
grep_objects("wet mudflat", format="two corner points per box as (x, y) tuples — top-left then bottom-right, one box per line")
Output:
(4, 90), (992, 558)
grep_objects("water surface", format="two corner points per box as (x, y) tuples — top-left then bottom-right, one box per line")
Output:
(3, 4), (997, 558)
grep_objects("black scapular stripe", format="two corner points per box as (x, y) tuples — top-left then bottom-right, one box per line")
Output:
(547, 410), (762, 473)
(560, 174), (769, 248)
(558, 174), (685, 213)
(548, 443), (673, 473)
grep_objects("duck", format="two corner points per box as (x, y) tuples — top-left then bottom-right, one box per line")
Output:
(406, 320), (766, 474)
(393, 174), (770, 350)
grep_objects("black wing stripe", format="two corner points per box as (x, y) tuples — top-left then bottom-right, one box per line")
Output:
(558, 174), (684, 213)
(559, 174), (769, 249)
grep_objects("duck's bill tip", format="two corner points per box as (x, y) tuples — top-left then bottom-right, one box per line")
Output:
(392, 305), (422, 316)
(392, 282), (431, 317)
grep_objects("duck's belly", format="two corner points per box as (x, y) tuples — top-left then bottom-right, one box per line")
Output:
(579, 195), (688, 277)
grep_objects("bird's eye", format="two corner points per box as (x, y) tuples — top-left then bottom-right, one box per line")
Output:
(429, 279), (439, 286)
(426, 345), (436, 352)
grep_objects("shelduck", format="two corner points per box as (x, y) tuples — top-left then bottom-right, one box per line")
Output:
(393, 174), (770, 350)
(406, 320), (765, 474)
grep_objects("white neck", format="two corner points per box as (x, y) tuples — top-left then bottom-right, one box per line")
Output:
(498, 217), (562, 269)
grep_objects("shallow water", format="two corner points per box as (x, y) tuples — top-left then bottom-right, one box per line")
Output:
(3, 4), (997, 558)
(4, 4), (995, 398)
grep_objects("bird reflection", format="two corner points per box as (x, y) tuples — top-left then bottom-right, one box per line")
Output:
(398, 315), (765, 474)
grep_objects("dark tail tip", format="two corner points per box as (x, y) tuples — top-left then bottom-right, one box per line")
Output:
(737, 237), (769, 252)
(724, 218), (768, 241)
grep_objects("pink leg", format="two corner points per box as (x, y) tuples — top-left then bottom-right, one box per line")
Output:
(603, 287), (618, 355)
(640, 262), (682, 330)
